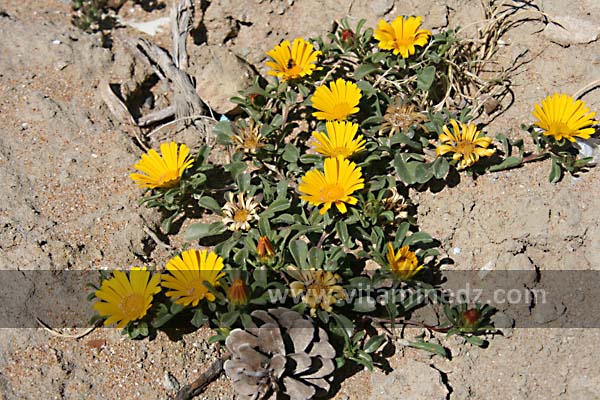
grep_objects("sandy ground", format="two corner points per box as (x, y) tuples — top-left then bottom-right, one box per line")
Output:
(0, 0), (599, 398)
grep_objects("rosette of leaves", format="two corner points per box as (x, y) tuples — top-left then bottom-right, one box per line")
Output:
(224, 308), (336, 400)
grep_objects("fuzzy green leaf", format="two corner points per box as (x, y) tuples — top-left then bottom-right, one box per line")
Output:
(354, 64), (380, 80)
(488, 156), (523, 172)
(417, 66), (436, 91)
(185, 222), (226, 241)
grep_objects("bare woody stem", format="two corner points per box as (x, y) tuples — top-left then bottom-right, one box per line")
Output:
(175, 355), (229, 400)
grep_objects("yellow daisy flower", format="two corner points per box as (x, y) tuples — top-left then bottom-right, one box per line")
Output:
(266, 38), (321, 81)
(161, 249), (226, 307)
(311, 78), (362, 121)
(386, 243), (423, 281)
(532, 93), (597, 142)
(93, 267), (161, 328)
(435, 120), (495, 169)
(374, 16), (431, 58)
(311, 121), (366, 158)
(130, 142), (194, 189)
(287, 267), (346, 317)
(298, 156), (364, 214)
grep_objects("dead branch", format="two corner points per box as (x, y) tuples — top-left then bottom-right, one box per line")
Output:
(172, 0), (193, 70)
(175, 355), (228, 400)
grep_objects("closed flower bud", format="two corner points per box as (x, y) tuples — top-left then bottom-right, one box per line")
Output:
(341, 29), (354, 42)
(257, 236), (275, 261)
(461, 309), (481, 330)
(227, 278), (250, 306)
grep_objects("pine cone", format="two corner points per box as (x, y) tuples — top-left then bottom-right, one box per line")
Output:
(224, 308), (336, 400)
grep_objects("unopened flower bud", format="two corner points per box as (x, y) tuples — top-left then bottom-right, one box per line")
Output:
(257, 236), (275, 261)
(227, 278), (250, 306)
(341, 29), (354, 42)
(461, 309), (481, 329)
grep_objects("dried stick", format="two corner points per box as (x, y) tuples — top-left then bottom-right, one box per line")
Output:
(137, 104), (176, 127)
(172, 0), (194, 70)
(175, 356), (228, 400)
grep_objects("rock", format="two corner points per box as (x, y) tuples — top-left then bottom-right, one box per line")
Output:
(190, 46), (256, 115)
(370, 360), (448, 400)
(163, 371), (180, 392)
(543, 16), (600, 46)
(532, 299), (566, 324)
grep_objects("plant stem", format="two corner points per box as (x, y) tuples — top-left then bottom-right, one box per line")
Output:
(175, 355), (229, 400)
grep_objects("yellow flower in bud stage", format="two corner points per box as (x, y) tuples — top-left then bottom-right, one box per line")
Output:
(227, 278), (250, 306)
(161, 249), (226, 307)
(374, 16), (431, 58)
(298, 156), (365, 215)
(435, 119), (495, 169)
(532, 93), (597, 142)
(311, 121), (366, 159)
(311, 78), (362, 121)
(93, 267), (161, 329)
(222, 192), (261, 232)
(386, 243), (423, 281)
(130, 142), (194, 189)
(257, 236), (275, 261)
(287, 267), (346, 317)
(266, 38), (321, 81)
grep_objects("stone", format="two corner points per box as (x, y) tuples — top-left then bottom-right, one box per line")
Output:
(190, 46), (256, 115)
(543, 16), (600, 46)
(370, 359), (448, 400)
(532, 299), (566, 325)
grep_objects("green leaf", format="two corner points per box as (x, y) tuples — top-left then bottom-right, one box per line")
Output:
(335, 220), (352, 248)
(261, 198), (290, 218)
(356, 80), (376, 98)
(414, 163), (433, 184)
(466, 335), (485, 346)
(402, 231), (433, 246)
(240, 313), (254, 329)
(488, 156), (523, 172)
(191, 309), (208, 328)
(308, 247), (325, 268)
(394, 156), (417, 185)
(431, 156), (449, 179)
(220, 311), (240, 327)
(331, 313), (354, 340)
(289, 240), (308, 269)
(371, 51), (387, 64)
(197, 196), (221, 213)
(363, 335), (386, 354)
(408, 340), (448, 358)
(549, 158), (562, 183)
(185, 222), (226, 241)
(354, 64), (380, 80)
(283, 143), (300, 163)
(417, 66), (436, 91)
(213, 121), (234, 145)
(353, 296), (376, 313)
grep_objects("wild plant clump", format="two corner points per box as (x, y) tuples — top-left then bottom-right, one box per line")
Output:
(90, 8), (597, 400)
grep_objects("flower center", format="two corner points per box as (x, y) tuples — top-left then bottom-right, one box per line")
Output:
(394, 36), (414, 49)
(455, 140), (475, 157)
(286, 59), (303, 77)
(330, 146), (351, 158)
(185, 279), (204, 300)
(157, 169), (180, 188)
(234, 209), (250, 222)
(119, 293), (145, 320)
(548, 121), (574, 139)
(319, 184), (344, 203)
(332, 103), (353, 120)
